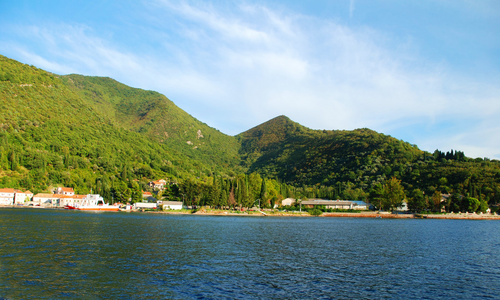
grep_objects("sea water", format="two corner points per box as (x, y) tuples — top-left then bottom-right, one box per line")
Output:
(0, 208), (499, 299)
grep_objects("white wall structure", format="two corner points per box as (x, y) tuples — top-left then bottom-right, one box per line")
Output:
(162, 201), (183, 210)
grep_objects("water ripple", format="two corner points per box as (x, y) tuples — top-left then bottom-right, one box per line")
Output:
(0, 209), (498, 299)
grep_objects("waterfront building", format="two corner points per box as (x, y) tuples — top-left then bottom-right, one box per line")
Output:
(55, 187), (75, 196)
(58, 194), (87, 207)
(301, 199), (355, 209)
(350, 200), (370, 210)
(0, 188), (16, 205)
(142, 191), (157, 202)
(33, 193), (60, 206)
(162, 201), (183, 210)
(0, 189), (35, 205)
(134, 202), (158, 209)
(14, 190), (33, 205)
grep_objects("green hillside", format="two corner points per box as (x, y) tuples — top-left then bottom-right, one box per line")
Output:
(61, 74), (241, 171)
(0, 55), (238, 200)
(238, 115), (423, 185)
(1, 54), (499, 212)
(237, 116), (500, 210)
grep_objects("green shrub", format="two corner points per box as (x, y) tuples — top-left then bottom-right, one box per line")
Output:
(308, 208), (322, 216)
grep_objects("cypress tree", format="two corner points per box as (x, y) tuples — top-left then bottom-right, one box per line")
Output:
(260, 178), (267, 206)
(9, 150), (17, 171)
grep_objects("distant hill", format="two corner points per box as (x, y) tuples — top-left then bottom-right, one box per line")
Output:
(1, 54), (499, 210)
(237, 116), (500, 206)
(238, 115), (423, 186)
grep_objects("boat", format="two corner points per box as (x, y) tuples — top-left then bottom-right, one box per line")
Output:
(64, 194), (120, 211)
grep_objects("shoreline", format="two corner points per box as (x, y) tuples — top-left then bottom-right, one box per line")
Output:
(160, 209), (500, 220)
(2, 205), (499, 220)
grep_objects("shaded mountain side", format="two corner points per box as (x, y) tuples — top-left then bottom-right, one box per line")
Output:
(237, 116), (500, 205)
(237, 116), (423, 185)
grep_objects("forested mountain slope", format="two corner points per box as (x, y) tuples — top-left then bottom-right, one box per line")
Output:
(238, 115), (423, 185)
(238, 116), (500, 207)
(62, 74), (241, 171)
(1, 54), (499, 211)
(0, 55), (239, 197)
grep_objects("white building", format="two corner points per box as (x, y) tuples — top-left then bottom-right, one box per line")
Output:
(0, 188), (16, 205)
(14, 190), (33, 205)
(162, 201), (183, 210)
(148, 179), (167, 190)
(55, 187), (75, 196)
(58, 194), (87, 207)
(350, 201), (370, 210)
(281, 198), (296, 206)
(301, 199), (355, 209)
(134, 202), (158, 209)
(396, 201), (409, 212)
(32, 193), (60, 206)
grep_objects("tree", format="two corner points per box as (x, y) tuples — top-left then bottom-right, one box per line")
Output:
(478, 199), (489, 213)
(120, 164), (131, 182)
(130, 181), (142, 204)
(382, 177), (405, 211)
(112, 180), (131, 203)
(220, 178), (229, 208)
(431, 191), (442, 212)
(370, 182), (384, 210)
(408, 188), (426, 212)
(210, 175), (221, 207)
(165, 183), (181, 201)
(240, 175), (253, 208)
(228, 186), (236, 209)
(9, 150), (17, 171)
(248, 173), (262, 205)
(460, 197), (480, 213)
(180, 179), (200, 208)
(448, 193), (461, 213)
(343, 182), (368, 201)
(259, 178), (267, 208)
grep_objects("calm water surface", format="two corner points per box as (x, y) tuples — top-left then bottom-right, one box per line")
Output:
(0, 208), (499, 299)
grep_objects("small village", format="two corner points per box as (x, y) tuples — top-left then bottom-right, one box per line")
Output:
(0, 177), (373, 212)
(0, 184), (369, 212)
(0, 179), (183, 211)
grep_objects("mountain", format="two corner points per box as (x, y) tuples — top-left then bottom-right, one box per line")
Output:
(1, 54), (499, 210)
(237, 116), (500, 206)
(238, 115), (423, 186)
(61, 74), (242, 172)
(0, 55), (240, 196)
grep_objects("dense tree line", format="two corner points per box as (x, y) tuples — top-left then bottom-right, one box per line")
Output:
(160, 173), (290, 209)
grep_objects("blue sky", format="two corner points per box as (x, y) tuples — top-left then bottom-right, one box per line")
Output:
(1, 0), (499, 159)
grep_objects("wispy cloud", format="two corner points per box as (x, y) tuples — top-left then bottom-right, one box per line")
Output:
(9, 24), (144, 78)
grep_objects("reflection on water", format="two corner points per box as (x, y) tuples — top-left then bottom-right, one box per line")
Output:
(0, 208), (499, 299)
